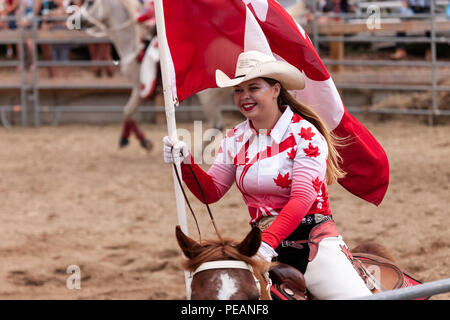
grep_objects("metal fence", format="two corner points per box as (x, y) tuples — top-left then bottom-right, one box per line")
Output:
(0, 14), (27, 127)
(355, 277), (450, 300)
(0, 1), (449, 128)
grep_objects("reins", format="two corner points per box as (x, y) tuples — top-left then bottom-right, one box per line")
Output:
(171, 153), (272, 299)
(171, 150), (223, 243)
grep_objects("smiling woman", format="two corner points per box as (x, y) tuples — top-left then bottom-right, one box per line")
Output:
(162, 50), (377, 299)
(232, 78), (282, 132)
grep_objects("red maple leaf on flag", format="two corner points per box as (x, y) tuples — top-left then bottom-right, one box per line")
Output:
(292, 113), (303, 123)
(287, 148), (296, 160)
(273, 172), (292, 189)
(312, 177), (323, 192)
(303, 143), (320, 158)
(299, 127), (315, 141)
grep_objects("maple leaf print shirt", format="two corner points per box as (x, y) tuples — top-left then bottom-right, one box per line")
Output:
(181, 107), (331, 249)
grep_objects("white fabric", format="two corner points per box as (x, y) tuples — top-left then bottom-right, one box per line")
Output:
(304, 235), (372, 300)
(163, 136), (189, 164)
(210, 107), (329, 225)
(256, 241), (278, 263)
(291, 76), (344, 131)
(192, 260), (252, 276)
(140, 36), (159, 99)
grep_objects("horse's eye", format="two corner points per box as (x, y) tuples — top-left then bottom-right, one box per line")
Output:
(87, 0), (95, 7)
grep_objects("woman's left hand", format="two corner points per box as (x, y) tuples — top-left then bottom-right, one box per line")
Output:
(256, 241), (278, 263)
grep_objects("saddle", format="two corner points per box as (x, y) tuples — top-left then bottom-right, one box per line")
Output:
(352, 252), (404, 293)
(269, 254), (418, 300)
(269, 263), (308, 300)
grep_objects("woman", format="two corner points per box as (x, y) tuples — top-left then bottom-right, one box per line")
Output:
(163, 50), (372, 300)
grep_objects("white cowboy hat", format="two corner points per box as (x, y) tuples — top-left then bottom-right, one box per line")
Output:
(215, 50), (305, 90)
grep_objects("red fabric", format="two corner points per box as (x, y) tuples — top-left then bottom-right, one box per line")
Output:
(161, 0), (389, 206)
(137, 3), (155, 23)
(122, 119), (147, 141)
(262, 197), (315, 249)
(121, 119), (133, 139)
(180, 155), (222, 204)
(333, 111), (389, 205)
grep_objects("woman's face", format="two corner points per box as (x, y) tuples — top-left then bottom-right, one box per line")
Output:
(233, 78), (280, 123)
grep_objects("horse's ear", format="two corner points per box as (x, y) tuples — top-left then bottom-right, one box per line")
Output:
(236, 227), (261, 257)
(175, 225), (203, 259)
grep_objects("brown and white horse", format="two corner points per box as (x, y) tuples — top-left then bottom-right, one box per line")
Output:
(175, 225), (271, 300)
(176, 225), (423, 300)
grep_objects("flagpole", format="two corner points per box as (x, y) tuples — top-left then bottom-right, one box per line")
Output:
(154, 0), (192, 298)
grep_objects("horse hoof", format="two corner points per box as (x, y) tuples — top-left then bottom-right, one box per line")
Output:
(119, 136), (129, 148)
(140, 138), (153, 152)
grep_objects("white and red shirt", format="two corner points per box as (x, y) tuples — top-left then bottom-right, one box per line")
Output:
(181, 106), (331, 249)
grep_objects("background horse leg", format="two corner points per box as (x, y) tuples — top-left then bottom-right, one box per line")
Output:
(120, 86), (153, 151)
(119, 118), (133, 148)
(130, 119), (153, 151)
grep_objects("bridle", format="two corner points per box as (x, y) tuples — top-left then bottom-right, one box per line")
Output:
(189, 260), (265, 300)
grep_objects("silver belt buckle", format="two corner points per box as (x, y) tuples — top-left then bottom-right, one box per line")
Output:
(256, 216), (276, 232)
(315, 214), (325, 224)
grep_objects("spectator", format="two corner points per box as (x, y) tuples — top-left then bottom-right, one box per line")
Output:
(79, 0), (114, 78)
(18, 0), (35, 70)
(391, 0), (431, 60)
(321, 0), (356, 16)
(1, 0), (19, 59)
(34, 0), (69, 77)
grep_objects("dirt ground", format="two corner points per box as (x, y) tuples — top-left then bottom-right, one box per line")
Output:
(0, 114), (449, 300)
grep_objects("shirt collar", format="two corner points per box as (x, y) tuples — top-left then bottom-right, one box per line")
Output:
(240, 106), (293, 145)
(270, 106), (293, 144)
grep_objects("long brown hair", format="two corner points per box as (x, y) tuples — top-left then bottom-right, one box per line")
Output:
(262, 78), (346, 184)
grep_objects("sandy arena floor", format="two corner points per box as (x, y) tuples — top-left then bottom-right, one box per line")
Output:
(0, 115), (448, 300)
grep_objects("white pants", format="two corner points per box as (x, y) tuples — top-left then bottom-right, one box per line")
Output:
(304, 235), (372, 300)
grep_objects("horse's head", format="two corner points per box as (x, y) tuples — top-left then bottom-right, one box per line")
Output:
(175, 225), (270, 300)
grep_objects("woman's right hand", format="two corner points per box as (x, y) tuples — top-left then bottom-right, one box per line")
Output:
(163, 136), (190, 164)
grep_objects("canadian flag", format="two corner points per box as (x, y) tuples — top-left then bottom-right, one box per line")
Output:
(160, 0), (389, 206)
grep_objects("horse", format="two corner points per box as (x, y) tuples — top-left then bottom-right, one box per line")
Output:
(175, 224), (424, 300)
(175, 225), (271, 300)
(76, 0), (229, 151)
